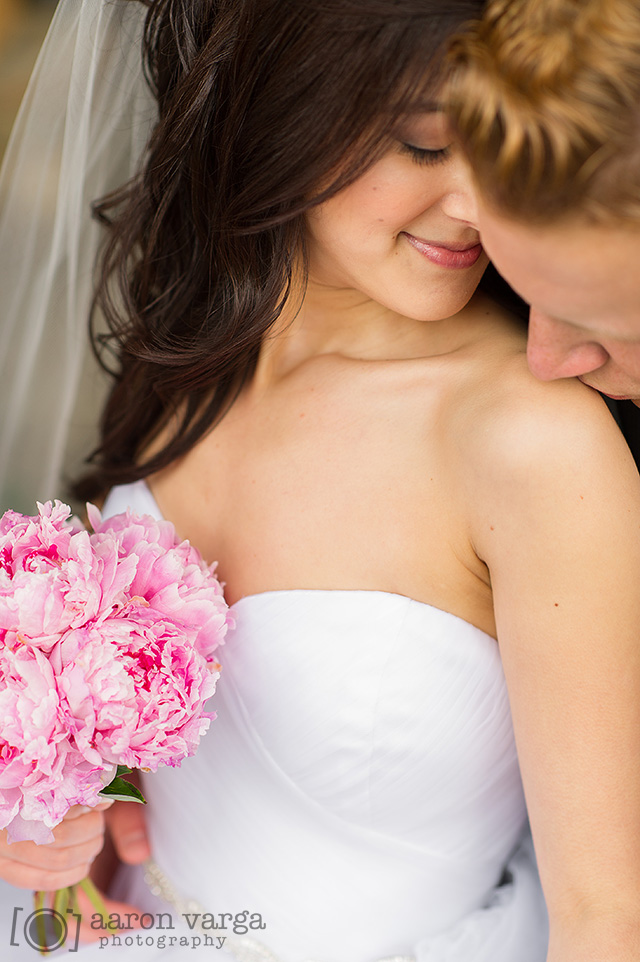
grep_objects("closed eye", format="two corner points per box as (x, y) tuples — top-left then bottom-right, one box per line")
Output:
(399, 143), (451, 166)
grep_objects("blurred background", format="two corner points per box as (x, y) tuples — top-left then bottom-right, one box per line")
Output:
(0, 0), (57, 160)
(0, 0), (107, 513)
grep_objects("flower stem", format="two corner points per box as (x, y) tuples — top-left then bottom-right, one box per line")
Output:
(32, 889), (48, 956)
(77, 876), (113, 930)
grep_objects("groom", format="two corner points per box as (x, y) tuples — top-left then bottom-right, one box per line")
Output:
(104, 0), (640, 870)
(447, 0), (640, 457)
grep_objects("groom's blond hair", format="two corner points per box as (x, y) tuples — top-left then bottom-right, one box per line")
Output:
(447, 0), (640, 224)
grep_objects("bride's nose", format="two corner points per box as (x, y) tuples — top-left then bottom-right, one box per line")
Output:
(440, 157), (479, 228)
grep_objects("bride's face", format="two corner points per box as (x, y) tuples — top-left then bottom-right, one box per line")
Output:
(304, 111), (489, 321)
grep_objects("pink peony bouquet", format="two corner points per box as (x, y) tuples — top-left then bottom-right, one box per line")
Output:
(0, 500), (234, 846)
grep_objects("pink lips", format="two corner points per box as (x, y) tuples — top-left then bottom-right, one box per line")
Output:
(403, 232), (484, 269)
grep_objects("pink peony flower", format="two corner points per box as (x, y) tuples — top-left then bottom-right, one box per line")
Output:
(86, 504), (230, 664)
(0, 500), (233, 844)
(55, 617), (218, 771)
(0, 639), (114, 843)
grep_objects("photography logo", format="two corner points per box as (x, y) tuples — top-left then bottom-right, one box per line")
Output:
(10, 905), (81, 953)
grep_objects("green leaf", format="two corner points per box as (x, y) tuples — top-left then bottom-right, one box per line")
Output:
(115, 765), (133, 777)
(99, 776), (147, 804)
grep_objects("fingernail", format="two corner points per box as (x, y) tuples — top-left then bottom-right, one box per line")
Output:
(123, 831), (148, 847)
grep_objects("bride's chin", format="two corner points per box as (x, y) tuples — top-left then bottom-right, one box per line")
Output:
(398, 289), (480, 325)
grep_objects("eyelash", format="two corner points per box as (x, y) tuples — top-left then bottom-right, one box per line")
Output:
(399, 143), (451, 166)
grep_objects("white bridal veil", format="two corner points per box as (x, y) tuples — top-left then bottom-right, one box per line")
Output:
(0, 0), (156, 513)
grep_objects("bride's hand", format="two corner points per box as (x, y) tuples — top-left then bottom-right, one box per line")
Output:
(0, 799), (152, 944)
(71, 789), (152, 943)
(0, 802), (113, 891)
(103, 791), (151, 868)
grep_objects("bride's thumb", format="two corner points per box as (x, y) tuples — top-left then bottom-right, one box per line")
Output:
(106, 799), (151, 865)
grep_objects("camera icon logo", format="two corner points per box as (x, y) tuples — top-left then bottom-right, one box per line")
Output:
(10, 905), (81, 953)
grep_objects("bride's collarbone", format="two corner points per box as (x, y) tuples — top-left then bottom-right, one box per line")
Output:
(146, 351), (502, 628)
(149, 422), (494, 636)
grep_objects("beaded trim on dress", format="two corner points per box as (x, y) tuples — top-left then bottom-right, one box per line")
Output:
(143, 858), (414, 962)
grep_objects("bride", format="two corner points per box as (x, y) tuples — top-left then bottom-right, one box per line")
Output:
(1, 1), (640, 960)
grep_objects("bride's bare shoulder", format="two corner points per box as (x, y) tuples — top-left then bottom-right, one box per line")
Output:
(447, 336), (639, 529)
(479, 352), (624, 464)
(434, 292), (637, 505)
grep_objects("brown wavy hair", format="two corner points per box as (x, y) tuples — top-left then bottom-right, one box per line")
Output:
(447, 0), (640, 224)
(75, 0), (485, 500)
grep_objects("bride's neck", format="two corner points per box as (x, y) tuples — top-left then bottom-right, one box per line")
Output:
(252, 276), (472, 389)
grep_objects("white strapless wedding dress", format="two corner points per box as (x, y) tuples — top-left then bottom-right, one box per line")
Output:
(1, 481), (548, 960)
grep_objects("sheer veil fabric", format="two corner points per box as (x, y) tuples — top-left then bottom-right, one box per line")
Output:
(0, 0), (156, 512)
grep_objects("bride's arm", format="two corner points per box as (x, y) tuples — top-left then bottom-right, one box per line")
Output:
(467, 376), (640, 961)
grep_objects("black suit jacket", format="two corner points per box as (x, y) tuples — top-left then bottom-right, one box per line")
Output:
(606, 399), (640, 471)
